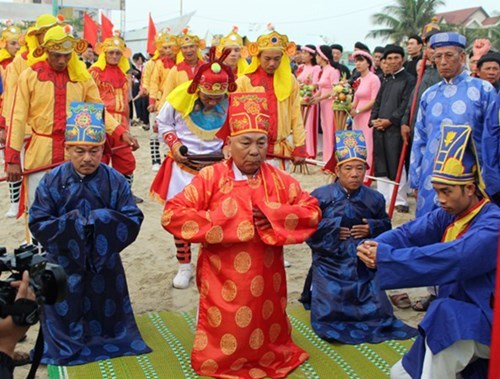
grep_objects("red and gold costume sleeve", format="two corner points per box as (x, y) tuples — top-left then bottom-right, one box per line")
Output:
(6, 63), (123, 169)
(253, 166), (320, 245)
(89, 66), (129, 129)
(149, 59), (172, 107)
(162, 161), (321, 245)
(162, 164), (257, 244)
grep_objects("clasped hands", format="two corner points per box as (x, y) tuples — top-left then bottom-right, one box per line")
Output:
(356, 240), (378, 269)
(339, 218), (370, 240)
(371, 118), (391, 131)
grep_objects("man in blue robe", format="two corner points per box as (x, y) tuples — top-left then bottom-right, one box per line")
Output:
(301, 130), (417, 344)
(409, 32), (497, 217)
(29, 102), (151, 365)
(358, 124), (499, 378)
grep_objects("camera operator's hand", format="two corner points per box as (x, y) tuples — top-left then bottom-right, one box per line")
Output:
(0, 272), (34, 358)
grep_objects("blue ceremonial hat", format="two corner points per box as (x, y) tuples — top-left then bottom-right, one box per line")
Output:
(65, 102), (106, 146)
(429, 32), (466, 49)
(431, 125), (483, 187)
(335, 130), (368, 166)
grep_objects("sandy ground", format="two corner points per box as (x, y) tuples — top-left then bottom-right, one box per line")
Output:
(1, 127), (427, 378)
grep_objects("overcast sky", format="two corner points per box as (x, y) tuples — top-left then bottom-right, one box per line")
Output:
(114, 0), (498, 49)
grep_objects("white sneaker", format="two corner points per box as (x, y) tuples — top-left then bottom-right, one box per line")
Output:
(284, 260), (291, 268)
(173, 264), (193, 289)
(152, 163), (161, 172)
(5, 203), (19, 218)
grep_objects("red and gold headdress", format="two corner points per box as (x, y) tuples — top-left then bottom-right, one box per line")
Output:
(35, 25), (86, 55)
(0, 24), (22, 44)
(27, 14), (63, 37)
(188, 47), (237, 95)
(247, 29), (296, 57)
(156, 27), (177, 48)
(228, 92), (270, 136)
(177, 27), (205, 48)
(95, 31), (131, 57)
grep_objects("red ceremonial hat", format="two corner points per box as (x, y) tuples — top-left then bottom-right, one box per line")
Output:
(188, 46), (236, 95)
(228, 92), (270, 136)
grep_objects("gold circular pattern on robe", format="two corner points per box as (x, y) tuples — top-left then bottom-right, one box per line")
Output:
(273, 272), (282, 293)
(277, 366), (293, 375)
(235, 306), (252, 328)
(259, 351), (276, 368)
(206, 225), (224, 244)
(222, 197), (238, 218)
(250, 275), (264, 297)
(285, 235), (296, 244)
(249, 368), (267, 378)
(200, 359), (219, 375)
(234, 251), (251, 273)
(299, 352), (309, 362)
(248, 176), (262, 189)
(284, 213), (299, 231)
(181, 220), (199, 240)
(193, 330), (208, 351)
(269, 323), (281, 343)
(309, 210), (320, 227)
(237, 220), (254, 241)
(207, 306), (222, 327)
(281, 296), (288, 311)
(265, 201), (281, 210)
(230, 357), (248, 371)
(200, 279), (210, 299)
(183, 183), (199, 203)
(288, 182), (299, 199)
(262, 299), (274, 320)
(249, 328), (265, 350)
(263, 250), (274, 268)
(261, 229), (277, 245)
(221, 280), (238, 302)
(161, 209), (174, 226)
(199, 165), (214, 180)
(209, 255), (221, 273)
(218, 177), (234, 194)
(220, 333), (238, 355)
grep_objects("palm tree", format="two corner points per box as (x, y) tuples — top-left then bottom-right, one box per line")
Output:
(367, 0), (445, 44)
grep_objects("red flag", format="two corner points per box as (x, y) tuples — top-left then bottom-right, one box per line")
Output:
(101, 13), (114, 40)
(147, 13), (157, 56)
(83, 12), (98, 47)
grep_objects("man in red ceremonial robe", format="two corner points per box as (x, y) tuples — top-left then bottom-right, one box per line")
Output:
(89, 33), (141, 202)
(162, 92), (321, 378)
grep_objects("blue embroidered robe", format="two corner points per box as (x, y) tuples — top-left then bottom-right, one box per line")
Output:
(409, 71), (497, 217)
(302, 181), (417, 344)
(375, 202), (500, 378)
(29, 162), (151, 365)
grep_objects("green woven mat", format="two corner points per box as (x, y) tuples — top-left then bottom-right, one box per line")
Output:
(48, 306), (415, 378)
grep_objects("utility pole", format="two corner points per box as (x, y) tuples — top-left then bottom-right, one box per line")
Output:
(52, 0), (58, 16)
(180, 0), (183, 16)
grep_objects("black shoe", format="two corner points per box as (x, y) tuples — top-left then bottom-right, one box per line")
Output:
(395, 205), (409, 213)
(133, 195), (144, 204)
(142, 124), (150, 131)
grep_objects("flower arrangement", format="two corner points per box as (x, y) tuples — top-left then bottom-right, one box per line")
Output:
(299, 74), (315, 105)
(331, 80), (353, 112)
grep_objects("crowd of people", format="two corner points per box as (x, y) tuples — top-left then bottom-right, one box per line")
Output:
(0, 11), (498, 379)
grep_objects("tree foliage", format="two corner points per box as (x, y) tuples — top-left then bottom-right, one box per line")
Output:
(367, 0), (445, 44)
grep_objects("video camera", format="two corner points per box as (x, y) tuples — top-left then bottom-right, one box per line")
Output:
(0, 244), (67, 326)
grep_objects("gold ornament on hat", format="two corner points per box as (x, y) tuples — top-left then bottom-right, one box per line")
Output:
(177, 27), (205, 49)
(95, 31), (131, 58)
(33, 25), (86, 57)
(247, 29), (296, 57)
(156, 26), (177, 48)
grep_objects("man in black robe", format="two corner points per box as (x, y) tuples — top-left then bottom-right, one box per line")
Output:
(370, 44), (415, 213)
